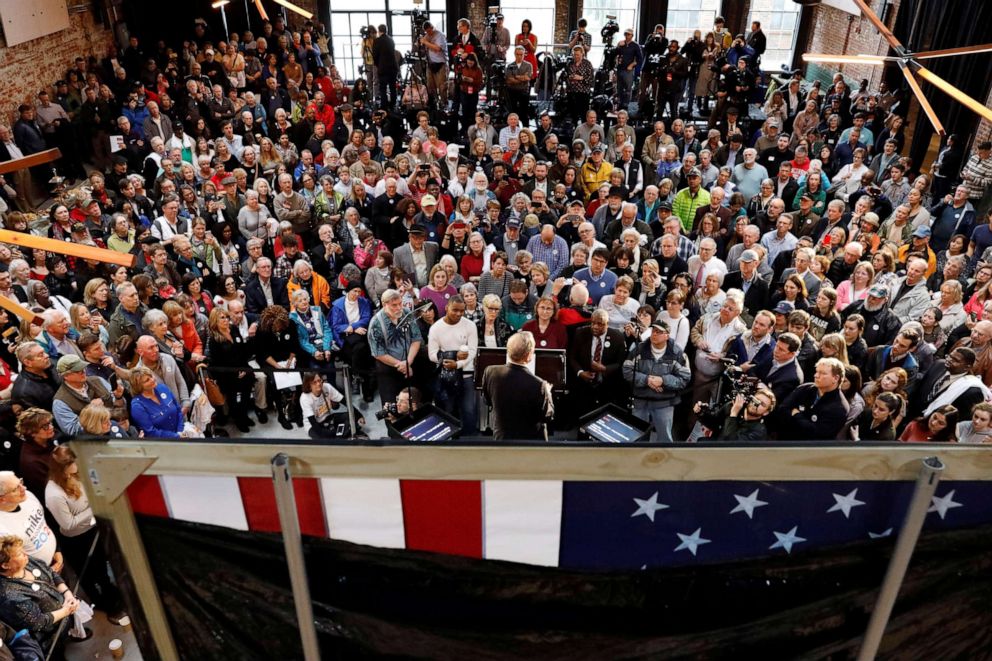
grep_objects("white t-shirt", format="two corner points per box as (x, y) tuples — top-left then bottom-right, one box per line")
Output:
(0, 492), (57, 564)
(300, 384), (344, 423)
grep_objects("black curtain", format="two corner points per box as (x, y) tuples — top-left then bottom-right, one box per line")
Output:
(638, 1), (667, 43)
(893, 0), (992, 166)
(129, 515), (992, 660)
(121, 0), (270, 51)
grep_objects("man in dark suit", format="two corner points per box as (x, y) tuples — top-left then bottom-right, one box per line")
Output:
(909, 347), (987, 420)
(751, 332), (803, 406)
(243, 257), (290, 314)
(567, 309), (628, 422)
(724, 250), (769, 321)
(771, 356), (849, 440)
(482, 331), (555, 440)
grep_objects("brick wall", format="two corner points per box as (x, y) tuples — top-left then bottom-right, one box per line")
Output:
(0, 8), (114, 124)
(462, 0), (575, 46)
(802, 0), (900, 88)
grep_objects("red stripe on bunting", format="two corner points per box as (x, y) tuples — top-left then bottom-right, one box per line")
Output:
(400, 480), (483, 558)
(127, 475), (169, 518)
(237, 477), (328, 538)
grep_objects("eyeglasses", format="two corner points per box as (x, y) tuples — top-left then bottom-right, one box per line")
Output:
(0, 478), (24, 498)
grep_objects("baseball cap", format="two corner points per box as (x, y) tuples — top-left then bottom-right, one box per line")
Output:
(71, 222), (88, 233)
(868, 284), (890, 298)
(767, 118), (781, 129)
(57, 355), (87, 375)
(658, 201), (673, 211)
(773, 301), (795, 315)
(567, 199), (585, 208)
(420, 194), (437, 207)
(912, 226), (931, 238)
(506, 218), (522, 229)
(650, 321), (670, 333)
(686, 167), (701, 178)
(591, 144), (606, 154)
(446, 144), (460, 158)
(740, 249), (759, 263)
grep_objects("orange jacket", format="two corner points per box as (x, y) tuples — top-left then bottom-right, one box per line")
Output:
(287, 271), (331, 311)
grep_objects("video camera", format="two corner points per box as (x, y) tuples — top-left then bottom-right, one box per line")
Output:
(411, 9), (429, 37)
(486, 6), (501, 31)
(360, 25), (373, 40)
(601, 15), (619, 44)
(375, 402), (399, 421)
(695, 365), (762, 434)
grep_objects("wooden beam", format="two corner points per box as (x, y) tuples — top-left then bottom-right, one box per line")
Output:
(0, 148), (61, 176)
(0, 294), (42, 324)
(74, 440), (992, 483)
(0, 229), (136, 268)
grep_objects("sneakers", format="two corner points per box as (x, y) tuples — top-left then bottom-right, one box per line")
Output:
(255, 408), (269, 424)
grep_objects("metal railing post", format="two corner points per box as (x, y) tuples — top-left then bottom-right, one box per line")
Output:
(271, 454), (321, 661)
(857, 455), (944, 660)
(340, 364), (358, 437)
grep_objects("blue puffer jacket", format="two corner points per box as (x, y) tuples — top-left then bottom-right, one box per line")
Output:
(622, 340), (692, 405)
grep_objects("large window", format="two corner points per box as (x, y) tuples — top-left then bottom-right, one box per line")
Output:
(581, 0), (640, 69)
(747, 0), (801, 71)
(500, 0), (556, 55)
(666, 0), (721, 47)
(327, 0), (445, 82)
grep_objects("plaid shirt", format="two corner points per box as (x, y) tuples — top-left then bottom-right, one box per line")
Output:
(525, 234), (570, 278)
(961, 153), (992, 200)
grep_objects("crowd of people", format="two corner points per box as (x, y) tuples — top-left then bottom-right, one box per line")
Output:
(0, 8), (989, 647)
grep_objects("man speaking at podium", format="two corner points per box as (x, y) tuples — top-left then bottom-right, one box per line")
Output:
(482, 331), (554, 441)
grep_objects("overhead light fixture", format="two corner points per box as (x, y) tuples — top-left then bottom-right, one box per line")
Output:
(273, 0), (312, 19)
(255, 0), (269, 21)
(211, 0), (230, 7)
(801, 54), (889, 66)
(212, 0), (230, 40)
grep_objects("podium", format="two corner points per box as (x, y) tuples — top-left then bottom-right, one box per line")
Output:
(474, 347), (568, 392)
(386, 404), (462, 441)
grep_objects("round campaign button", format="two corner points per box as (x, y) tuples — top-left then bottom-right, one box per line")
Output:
(31, 569), (40, 578)
(540, 340), (547, 347)
(872, 324), (879, 331)
(160, 392), (167, 399)
(604, 341), (611, 348)
(31, 584), (39, 592)
(235, 336), (243, 343)
(444, 293), (450, 299)
(811, 414), (818, 422)
(600, 281), (606, 288)
(284, 334), (291, 340)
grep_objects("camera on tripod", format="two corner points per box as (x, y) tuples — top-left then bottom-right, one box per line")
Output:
(486, 6), (501, 31)
(600, 15), (619, 44)
(488, 60), (506, 83)
(411, 8), (429, 36)
(360, 25), (373, 39)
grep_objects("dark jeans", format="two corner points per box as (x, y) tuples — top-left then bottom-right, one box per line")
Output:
(507, 88), (530, 127)
(377, 70), (397, 108)
(565, 92), (590, 125)
(458, 91), (480, 133)
(340, 333), (375, 398)
(62, 528), (123, 615)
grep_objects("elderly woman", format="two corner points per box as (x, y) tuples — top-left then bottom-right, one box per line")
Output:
(460, 283), (483, 323)
(934, 279), (966, 333)
(459, 232), (492, 284)
(330, 281), (375, 402)
(439, 254), (466, 290)
(0, 535), (79, 649)
(287, 259), (331, 312)
(835, 261), (875, 311)
(143, 308), (193, 375)
(289, 289), (334, 372)
(129, 365), (191, 438)
(255, 305), (300, 430)
(204, 308), (257, 433)
(238, 189), (274, 241)
(599, 276), (641, 331)
(364, 250), (394, 307)
(476, 293), (513, 348)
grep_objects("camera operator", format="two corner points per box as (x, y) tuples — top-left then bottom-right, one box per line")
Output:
(372, 24), (398, 109)
(656, 40), (688, 123)
(481, 13), (510, 63)
(623, 321), (692, 442)
(568, 18), (593, 54)
(616, 29), (643, 112)
(638, 25), (668, 112)
(505, 46), (534, 127)
(381, 386), (423, 427)
(419, 22), (450, 110)
(713, 387), (776, 441)
(564, 45), (595, 127)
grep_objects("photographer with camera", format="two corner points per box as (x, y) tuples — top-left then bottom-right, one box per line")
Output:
(505, 46), (534, 128)
(623, 320), (692, 442)
(482, 13), (510, 63)
(695, 387), (776, 441)
(380, 386), (423, 425)
(568, 18), (593, 53)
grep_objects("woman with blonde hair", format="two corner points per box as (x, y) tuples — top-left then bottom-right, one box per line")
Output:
(835, 261), (874, 311)
(818, 332), (849, 366)
(83, 277), (114, 322)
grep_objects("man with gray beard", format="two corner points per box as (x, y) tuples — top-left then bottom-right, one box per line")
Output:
(840, 284), (901, 348)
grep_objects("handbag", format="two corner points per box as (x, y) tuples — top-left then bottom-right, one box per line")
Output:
(197, 364), (226, 407)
